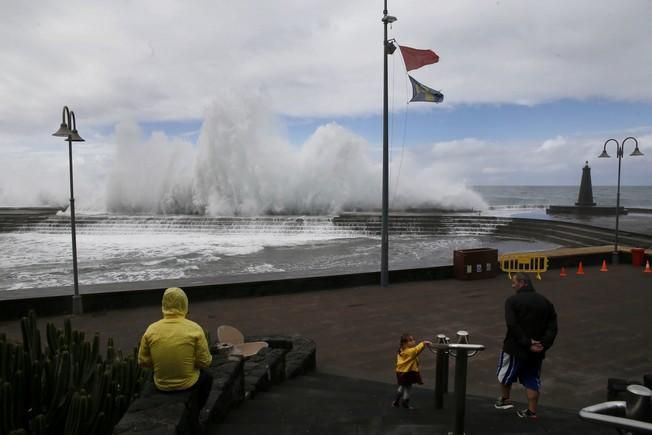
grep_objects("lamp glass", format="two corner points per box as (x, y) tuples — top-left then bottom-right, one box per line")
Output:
(52, 123), (72, 137)
(69, 130), (85, 142)
(630, 148), (644, 157)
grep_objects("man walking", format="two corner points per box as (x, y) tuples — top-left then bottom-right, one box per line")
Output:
(495, 272), (558, 419)
(139, 287), (213, 433)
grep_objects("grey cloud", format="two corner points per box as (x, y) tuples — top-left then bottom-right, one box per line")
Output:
(3, 0), (650, 134)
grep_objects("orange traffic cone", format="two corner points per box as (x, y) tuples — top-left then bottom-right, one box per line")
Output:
(576, 261), (585, 275)
(559, 267), (567, 277)
(600, 260), (608, 272)
(644, 260), (652, 273)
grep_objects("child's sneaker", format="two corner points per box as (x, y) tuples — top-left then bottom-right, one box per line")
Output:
(494, 397), (514, 409)
(517, 408), (538, 419)
(401, 399), (415, 410)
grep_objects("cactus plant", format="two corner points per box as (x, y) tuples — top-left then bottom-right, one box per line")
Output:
(0, 311), (149, 435)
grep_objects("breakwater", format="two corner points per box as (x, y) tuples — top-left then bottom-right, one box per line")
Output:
(332, 213), (652, 248)
(3, 212), (652, 248)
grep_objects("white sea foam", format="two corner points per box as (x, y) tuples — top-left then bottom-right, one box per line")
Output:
(244, 264), (285, 273)
(190, 92), (487, 214)
(140, 258), (176, 266)
(0, 89), (487, 213)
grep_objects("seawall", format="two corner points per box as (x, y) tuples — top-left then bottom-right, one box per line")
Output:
(0, 244), (642, 320)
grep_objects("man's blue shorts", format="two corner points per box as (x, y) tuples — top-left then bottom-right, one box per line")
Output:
(496, 351), (542, 391)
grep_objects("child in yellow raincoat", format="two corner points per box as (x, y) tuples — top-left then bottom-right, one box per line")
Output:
(393, 333), (432, 409)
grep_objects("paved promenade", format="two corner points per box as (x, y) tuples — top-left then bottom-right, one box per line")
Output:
(1, 263), (651, 421)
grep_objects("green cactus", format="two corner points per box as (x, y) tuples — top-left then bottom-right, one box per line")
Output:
(64, 319), (72, 348)
(12, 369), (25, 430)
(62, 390), (80, 435)
(45, 324), (55, 356)
(88, 410), (106, 435)
(92, 334), (100, 362)
(2, 380), (15, 434)
(102, 392), (114, 430)
(30, 414), (47, 435)
(29, 365), (43, 418)
(20, 318), (31, 357)
(51, 350), (72, 410)
(3, 314), (149, 435)
(0, 338), (7, 381)
(114, 394), (127, 424)
(90, 367), (109, 418)
(3, 342), (16, 381)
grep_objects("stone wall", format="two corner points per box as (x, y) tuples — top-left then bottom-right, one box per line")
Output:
(114, 334), (316, 435)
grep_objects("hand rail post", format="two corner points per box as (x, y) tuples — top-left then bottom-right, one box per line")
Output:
(453, 349), (469, 435)
(431, 342), (485, 435)
(579, 385), (652, 433)
(435, 345), (446, 409)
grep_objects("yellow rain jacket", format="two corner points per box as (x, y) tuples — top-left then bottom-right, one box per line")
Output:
(396, 342), (425, 373)
(138, 287), (212, 391)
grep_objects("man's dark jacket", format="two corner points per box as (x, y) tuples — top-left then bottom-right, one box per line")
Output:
(503, 286), (558, 360)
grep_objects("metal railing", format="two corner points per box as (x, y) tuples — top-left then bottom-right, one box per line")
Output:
(430, 330), (485, 435)
(579, 384), (652, 434)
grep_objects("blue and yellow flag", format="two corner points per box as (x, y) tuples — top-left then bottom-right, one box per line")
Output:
(408, 75), (444, 103)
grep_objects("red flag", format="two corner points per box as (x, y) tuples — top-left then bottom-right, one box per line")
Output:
(399, 45), (439, 71)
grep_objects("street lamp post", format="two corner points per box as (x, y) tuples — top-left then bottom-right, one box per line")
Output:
(52, 106), (85, 314)
(598, 136), (644, 265)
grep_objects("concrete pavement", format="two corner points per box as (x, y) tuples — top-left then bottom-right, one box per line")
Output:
(1, 262), (651, 414)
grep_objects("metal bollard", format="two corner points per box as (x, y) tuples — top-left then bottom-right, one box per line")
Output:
(453, 349), (469, 435)
(625, 385), (652, 423)
(579, 385), (652, 433)
(457, 330), (470, 344)
(431, 340), (486, 435)
(434, 334), (449, 409)
(454, 330), (478, 357)
(440, 335), (450, 393)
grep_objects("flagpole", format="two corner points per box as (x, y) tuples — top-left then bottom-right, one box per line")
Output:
(381, 0), (391, 287)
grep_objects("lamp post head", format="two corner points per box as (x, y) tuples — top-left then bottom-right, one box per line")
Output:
(630, 147), (644, 157)
(55, 108), (85, 141)
(52, 123), (72, 137)
(598, 150), (610, 158)
(622, 136), (643, 157)
(54, 106), (73, 137)
(382, 15), (397, 23)
(68, 130), (85, 142)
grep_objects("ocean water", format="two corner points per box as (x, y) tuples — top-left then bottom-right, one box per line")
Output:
(475, 185), (652, 234)
(1, 185), (650, 292)
(475, 185), (652, 210)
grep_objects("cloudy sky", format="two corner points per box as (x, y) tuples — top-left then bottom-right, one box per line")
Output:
(1, 0), (651, 210)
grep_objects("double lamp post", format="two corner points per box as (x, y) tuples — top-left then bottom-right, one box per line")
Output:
(598, 136), (644, 265)
(52, 106), (84, 314)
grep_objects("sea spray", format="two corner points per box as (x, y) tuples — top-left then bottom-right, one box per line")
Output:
(2, 90), (487, 213)
(191, 90), (487, 214)
(193, 90), (293, 215)
(107, 120), (197, 214)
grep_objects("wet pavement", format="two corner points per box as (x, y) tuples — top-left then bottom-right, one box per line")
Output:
(2, 262), (651, 416)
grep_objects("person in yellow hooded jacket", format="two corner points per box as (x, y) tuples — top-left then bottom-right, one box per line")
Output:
(392, 333), (432, 409)
(138, 287), (213, 432)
